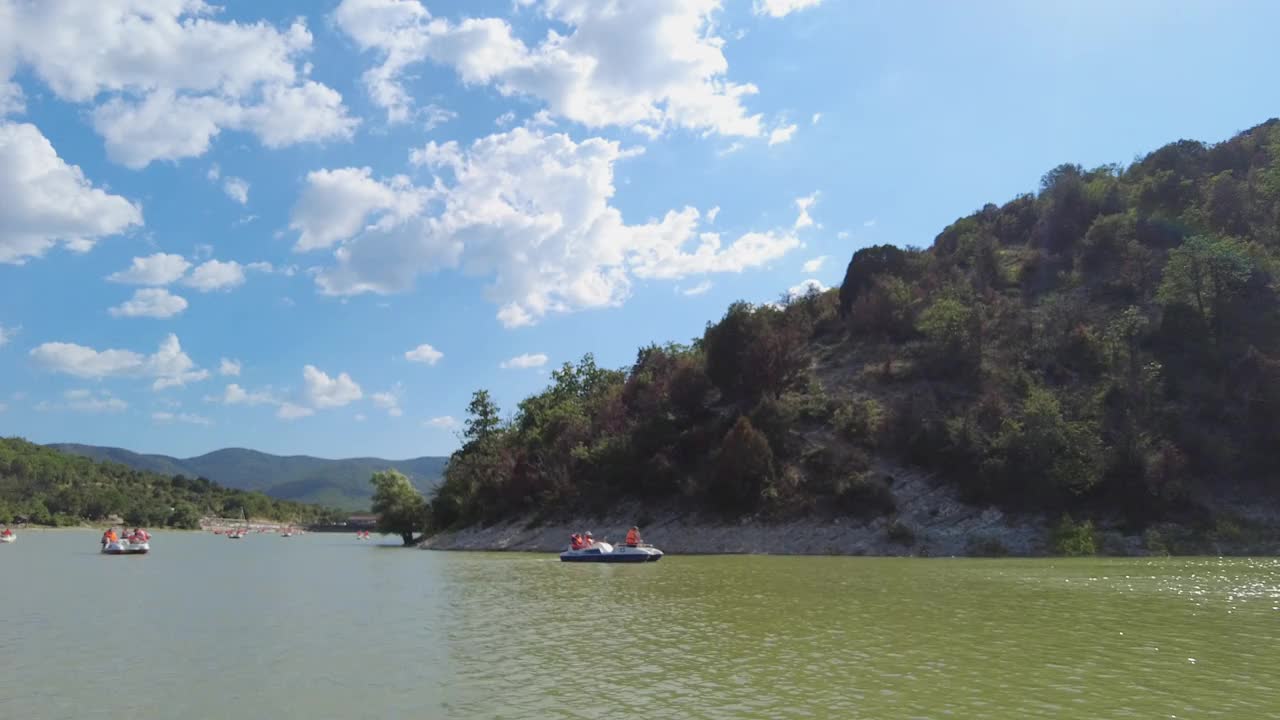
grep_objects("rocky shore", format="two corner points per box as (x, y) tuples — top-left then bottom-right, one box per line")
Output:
(422, 466), (1056, 556)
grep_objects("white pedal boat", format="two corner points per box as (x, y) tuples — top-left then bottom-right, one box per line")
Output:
(560, 542), (663, 563)
(102, 539), (149, 555)
(0, 534), (14, 544)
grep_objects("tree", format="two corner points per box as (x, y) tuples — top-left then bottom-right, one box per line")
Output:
(1156, 235), (1254, 335)
(710, 416), (775, 511)
(464, 390), (502, 447)
(370, 469), (427, 546)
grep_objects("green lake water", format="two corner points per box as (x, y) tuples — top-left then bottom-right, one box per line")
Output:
(2, 530), (1278, 719)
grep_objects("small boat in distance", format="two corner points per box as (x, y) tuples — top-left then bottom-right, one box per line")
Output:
(0, 530), (15, 544)
(560, 541), (663, 563)
(228, 509), (248, 539)
(102, 538), (149, 555)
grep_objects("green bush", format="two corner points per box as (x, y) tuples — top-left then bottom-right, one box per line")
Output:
(1051, 514), (1098, 556)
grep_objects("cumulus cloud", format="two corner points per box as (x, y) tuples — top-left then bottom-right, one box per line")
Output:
(754, 0), (825, 17)
(107, 253), (190, 285)
(296, 128), (799, 326)
(37, 389), (128, 414)
(405, 343), (443, 365)
(500, 352), (548, 369)
(372, 388), (403, 417)
(30, 333), (209, 390)
(0, 122), (143, 264)
(802, 255), (828, 272)
(223, 177), (250, 204)
(0, 324), (16, 347)
(681, 280), (712, 296)
(303, 365), (363, 408)
(333, 0), (763, 137)
(1, 2), (357, 167)
(214, 383), (276, 406)
(811, 112), (822, 125)
(184, 259), (246, 291)
(794, 192), (818, 230)
(426, 415), (457, 429)
(219, 358), (242, 376)
(276, 402), (314, 420)
(768, 123), (797, 146)
(109, 288), (189, 318)
(153, 411), (212, 425)
(784, 278), (828, 302)
(289, 166), (432, 252)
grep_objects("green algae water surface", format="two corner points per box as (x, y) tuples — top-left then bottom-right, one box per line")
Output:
(2, 530), (1278, 718)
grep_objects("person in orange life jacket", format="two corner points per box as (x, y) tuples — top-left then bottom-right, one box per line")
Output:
(570, 533), (584, 550)
(625, 526), (641, 547)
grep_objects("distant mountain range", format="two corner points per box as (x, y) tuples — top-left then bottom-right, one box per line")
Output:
(48, 443), (448, 511)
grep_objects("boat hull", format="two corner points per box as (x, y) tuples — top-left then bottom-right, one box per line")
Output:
(0, 535), (14, 543)
(102, 541), (149, 555)
(559, 543), (664, 563)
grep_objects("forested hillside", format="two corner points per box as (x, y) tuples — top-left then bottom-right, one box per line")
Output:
(50, 443), (447, 510)
(427, 120), (1280, 532)
(0, 438), (344, 527)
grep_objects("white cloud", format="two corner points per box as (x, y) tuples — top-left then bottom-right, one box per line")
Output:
(289, 166), (432, 251)
(276, 402), (314, 420)
(837, 230), (850, 240)
(500, 352), (548, 369)
(109, 288), (189, 319)
(426, 415), (457, 429)
(811, 112), (822, 125)
(706, 206), (721, 223)
(0, 324), (15, 347)
(185, 259), (246, 292)
(785, 278), (828, 301)
(153, 411), (211, 426)
(303, 365), (363, 408)
(354, 413), (367, 422)
(246, 261), (274, 273)
(333, 0), (764, 138)
(107, 253), (191, 285)
(372, 389), (403, 417)
(30, 333), (208, 390)
(768, 123), (797, 146)
(421, 104), (456, 131)
(223, 177), (250, 204)
(219, 358), (242, 377)
(216, 383), (276, 406)
(802, 255), (828, 273)
(146, 334), (212, 390)
(206, 164), (221, 181)
(794, 192), (818, 230)
(39, 389), (128, 414)
(0, 122), (143, 264)
(681, 280), (712, 296)
(494, 111), (516, 127)
(298, 128), (799, 326)
(405, 343), (443, 365)
(2, 3), (356, 168)
(754, 0), (825, 18)
(863, 218), (877, 228)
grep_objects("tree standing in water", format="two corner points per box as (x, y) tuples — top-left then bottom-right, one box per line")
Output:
(370, 469), (427, 546)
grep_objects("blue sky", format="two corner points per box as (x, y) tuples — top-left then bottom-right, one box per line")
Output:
(1, 0), (1277, 459)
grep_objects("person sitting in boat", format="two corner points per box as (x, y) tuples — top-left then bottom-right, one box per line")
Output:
(569, 533), (585, 550)
(625, 526), (642, 547)
(102, 528), (118, 546)
(583, 531), (595, 548)
(1, 527), (12, 537)
(130, 528), (149, 542)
